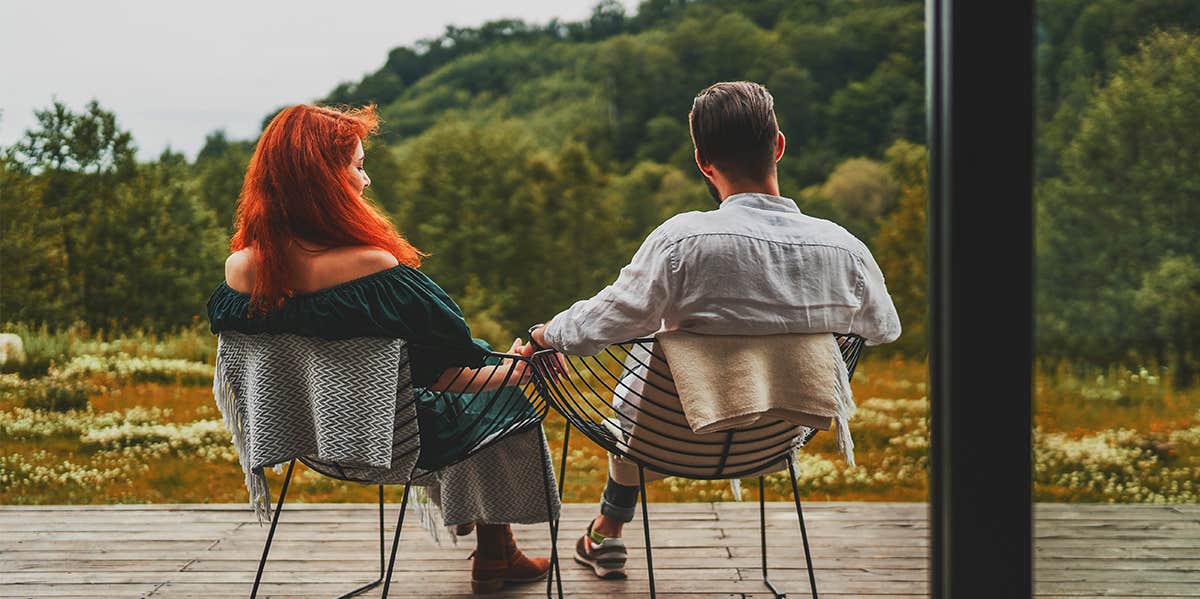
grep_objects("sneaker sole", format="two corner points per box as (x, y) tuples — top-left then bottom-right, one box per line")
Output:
(573, 552), (628, 580)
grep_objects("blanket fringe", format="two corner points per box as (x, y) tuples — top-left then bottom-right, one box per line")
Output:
(212, 340), (272, 524)
(411, 485), (457, 546)
(829, 338), (857, 467)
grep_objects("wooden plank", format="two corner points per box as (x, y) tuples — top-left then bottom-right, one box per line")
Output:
(2, 503), (1199, 598)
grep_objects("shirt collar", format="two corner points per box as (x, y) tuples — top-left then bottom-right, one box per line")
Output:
(719, 192), (801, 213)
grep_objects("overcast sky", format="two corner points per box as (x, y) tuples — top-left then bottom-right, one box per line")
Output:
(0, 0), (639, 160)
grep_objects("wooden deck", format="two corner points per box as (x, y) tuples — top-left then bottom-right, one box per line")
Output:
(1, 502), (1198, 598)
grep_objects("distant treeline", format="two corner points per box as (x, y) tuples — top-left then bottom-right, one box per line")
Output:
(1, 0), (1198, 385)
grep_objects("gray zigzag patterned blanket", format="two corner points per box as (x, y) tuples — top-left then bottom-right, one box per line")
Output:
(212, 331), (419, 522)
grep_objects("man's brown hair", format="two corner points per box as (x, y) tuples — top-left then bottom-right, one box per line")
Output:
(688, 81), (779, 183)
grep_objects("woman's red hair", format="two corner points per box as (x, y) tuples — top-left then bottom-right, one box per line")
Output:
(231, 104), (423, 312)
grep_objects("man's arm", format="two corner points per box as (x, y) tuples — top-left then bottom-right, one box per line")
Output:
(853, 251), (903, 346)
(534, 227), (677, 356)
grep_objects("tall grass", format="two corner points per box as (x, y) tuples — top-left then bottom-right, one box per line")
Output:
(1, 321), (216, 378)
(1, 324), (1197, 505)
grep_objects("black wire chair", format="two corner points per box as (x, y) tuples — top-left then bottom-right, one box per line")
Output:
(249, 349), (563, 599)
(531, 334), (865, 599)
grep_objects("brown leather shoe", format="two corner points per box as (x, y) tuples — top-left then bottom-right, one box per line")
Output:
(470, 525), (551, 594)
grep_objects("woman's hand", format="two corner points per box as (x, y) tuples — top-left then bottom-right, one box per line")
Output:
(502, 337), (535, 386)
(509, 337), (534, 358)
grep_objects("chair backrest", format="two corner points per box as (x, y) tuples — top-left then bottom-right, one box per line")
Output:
(216, 331), (546, 485)
(305, 347), (548, 481)
(215, 331), (419, 474)
(408, 350), (547, 473)
(536, 334), (865, 482)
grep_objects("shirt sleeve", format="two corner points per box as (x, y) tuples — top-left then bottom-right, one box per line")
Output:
(543, 226), (677, 356)
(852, 251), (903, 346)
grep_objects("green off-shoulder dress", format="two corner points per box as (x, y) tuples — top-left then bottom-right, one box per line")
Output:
(206, 265), (537, 470)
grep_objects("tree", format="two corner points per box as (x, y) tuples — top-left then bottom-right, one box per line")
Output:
(9, 100), (136, 176)
(76, 155), (225, 328)
(393, 120), (552, 331)
(592, 34), (683, 160)
(194, 130), (252, 232)
(1135, 256), (1200, 388)
(605, 161), (708, 257)
(5, 101), (138, 323)
(568, 0), (627, 40)
(872, 140), (928, 356)
(815, 157), (898, 240)
(0, 159), (75, 324)
(1038, 30), (1200, 365)
(3, 103), (225, 330)
(1034, 0), (1200, 178)
(635, 115), (690, 164)
(533, 142), (625, 324)
(826, 54), (924, 157)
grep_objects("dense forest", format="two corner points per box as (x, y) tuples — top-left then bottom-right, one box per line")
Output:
(2, 0), (1198, 385)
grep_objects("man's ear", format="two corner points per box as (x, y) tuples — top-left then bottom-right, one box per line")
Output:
(695, 148), (717, 179)
(775, 130), (786, 162)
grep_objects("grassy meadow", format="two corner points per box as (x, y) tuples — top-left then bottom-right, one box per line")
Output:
(2, 323), (1198, 506)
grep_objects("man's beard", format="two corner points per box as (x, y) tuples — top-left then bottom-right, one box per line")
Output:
(703, 176), (722, 206)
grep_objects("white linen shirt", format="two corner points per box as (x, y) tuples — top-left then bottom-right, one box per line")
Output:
(543, 192), (902, 356)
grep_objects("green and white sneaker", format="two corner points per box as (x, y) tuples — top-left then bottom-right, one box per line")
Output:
(574, 521), (628, 579)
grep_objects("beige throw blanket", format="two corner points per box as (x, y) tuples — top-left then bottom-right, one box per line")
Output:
(657, 331), (857, 466)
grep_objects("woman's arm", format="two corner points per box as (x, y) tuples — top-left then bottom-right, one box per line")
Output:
(426, 338), (534, 393)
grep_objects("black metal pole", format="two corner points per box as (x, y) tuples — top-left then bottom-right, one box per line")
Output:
(380, 484), (411, 599)
(540, 436), (564, 599)
(638, 466), (656, 599)
(558, 425), (570, 500)
(378, 485), (385, 577)
(759, 476), (785, 598)
(332, 487), (387, 599)
(928, 1), (1035, 598)
(787, 458), (818, 599)
(251, 459), (296, 599)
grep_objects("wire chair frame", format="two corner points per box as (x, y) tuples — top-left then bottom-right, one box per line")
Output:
(531, 334), (866, 599)
(249, 350), (563, 599)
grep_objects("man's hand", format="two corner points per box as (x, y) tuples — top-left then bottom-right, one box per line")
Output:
(527, 324), (569, 379)
(529, 323), (549, 349)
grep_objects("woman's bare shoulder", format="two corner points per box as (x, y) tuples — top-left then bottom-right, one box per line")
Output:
(224, 249), (255, 293)
(222, 246), (398, 294)
(306, 246), (399, 292)
(338, 246), (400, 272)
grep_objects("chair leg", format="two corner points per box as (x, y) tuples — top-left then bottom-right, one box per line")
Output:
(251, 459), (296, 599)
(638, 466), (656, 599)
(760, 476), (786, 598)
(787, 458), (819, 599)
(551, 425), (569, 595)
(331, 485), (387, 599)
(380, 483), (411, 599)
(540, 437), (564, 599)
(558, 425), (570, 500)
(379, 485), (385, 578)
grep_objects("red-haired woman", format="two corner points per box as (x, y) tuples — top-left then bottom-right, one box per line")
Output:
(207, 104), (555, 593)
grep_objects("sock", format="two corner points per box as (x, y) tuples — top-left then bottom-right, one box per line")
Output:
(589, 528), (608, 544)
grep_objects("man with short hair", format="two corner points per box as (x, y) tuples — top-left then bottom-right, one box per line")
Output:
(530, 81), (901, 579)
